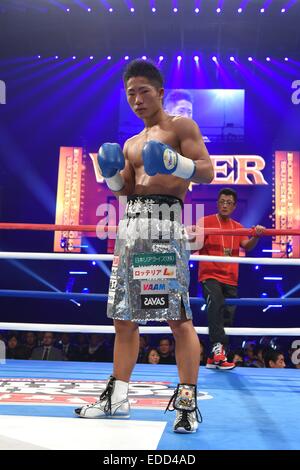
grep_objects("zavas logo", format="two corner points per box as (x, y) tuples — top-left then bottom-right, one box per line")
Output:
(141, 294), (169, 309)
(0, 80), (6, 104)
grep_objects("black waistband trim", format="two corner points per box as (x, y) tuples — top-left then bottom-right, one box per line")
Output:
(127, 194), (183, 209)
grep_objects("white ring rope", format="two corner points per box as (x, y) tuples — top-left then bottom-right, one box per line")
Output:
(0, 252), (299, 265)
(0, 322), (299, 336)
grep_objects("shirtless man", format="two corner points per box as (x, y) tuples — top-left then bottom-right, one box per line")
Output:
(75, 59), (214, 433)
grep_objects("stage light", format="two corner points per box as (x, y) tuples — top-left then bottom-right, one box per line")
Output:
(124, 55), (129, 60)
(55, 55), (59, 59)
(216, 8), (221, 13)
(107, 55), (111, 60)
(238, 8), (242, 13)
(255, 265), (260, 270)
(142, 55), (147, 60)
(87, 8), (91, 12)
(264, 277), (283, 281)
(152, 7), (156, 13)
(130, 7), (135, 13)
(195, 8), (200, 13)
(201, 304), (206, 311)
(260, 8), (265, 13)
(212, 56), (217, 62)
(109, 8), (113, 12)
(194, 55), (199, 61)
(281, 8), (286, 13)
(92, 261), (96, 266)
(89, 56), (94, 60)
(72, 56), (76, 60)
(37, 55), (41, 59)
(177, 55), (182, 61)
(261, 293), (268, 297)
(173, 8), (178, 13)
(189, 263), (194, 268)
(230, 56), (235, 62)
(284, 57), (289, 61)
(248, 57), (253, 61)
(69, 271), (88, 275)
(66, 8), (70, 12)
(266, 57), (271, 61)
(159, 55), (164, 61)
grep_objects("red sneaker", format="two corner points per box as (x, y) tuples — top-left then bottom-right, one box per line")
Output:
(209, 343), (236, 371)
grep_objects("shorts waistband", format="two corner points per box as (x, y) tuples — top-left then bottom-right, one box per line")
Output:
(127, 194), (183, 209)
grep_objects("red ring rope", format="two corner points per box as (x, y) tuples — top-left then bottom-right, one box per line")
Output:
(0, 223), (299, 236)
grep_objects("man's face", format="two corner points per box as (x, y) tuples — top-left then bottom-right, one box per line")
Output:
(26, 332), (36, 345)
(126, 76), (163, 118)
(168, 99), (193, 118)
(270, 354), (286, 368)
(159, 340), (170, 355)
(217, 194), (236, 217)
(43, 333), (54, 346)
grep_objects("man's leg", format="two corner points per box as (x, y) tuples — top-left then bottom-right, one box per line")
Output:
(202, 279), (226, 346)
(222, 284), (238, 328)
(168, 319), (200, 383)
(113, 320), (140, 382)
(75, 320), (139, 418)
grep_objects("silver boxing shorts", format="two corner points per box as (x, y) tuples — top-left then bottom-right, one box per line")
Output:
(107, 194), (193, 322)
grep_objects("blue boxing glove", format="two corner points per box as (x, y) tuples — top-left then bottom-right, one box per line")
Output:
(142, 140), (196, 180)
(97, 143), (125, 191)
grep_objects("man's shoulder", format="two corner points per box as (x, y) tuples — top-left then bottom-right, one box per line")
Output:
(203, 214), (217, 224)
(231, 219), (244, 228)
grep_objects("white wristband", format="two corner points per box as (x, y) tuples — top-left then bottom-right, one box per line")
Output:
(173, 152), (196, 180)
(106, 172), (125, 192)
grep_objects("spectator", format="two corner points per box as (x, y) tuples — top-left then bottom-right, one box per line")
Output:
(6, 334), (31, 360)
(24, 331), (37, 355)
(157, 338), (176, 364)
(31, 332), (63, 361)
(137, 335), (150, 363)
(80, 334), (112, 362)
(57, 333), (79, 361)
(147, 348), (161, 364)
(264, 349), (286, 368)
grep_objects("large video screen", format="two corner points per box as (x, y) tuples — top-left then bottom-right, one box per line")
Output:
(119, 88), (245, 143)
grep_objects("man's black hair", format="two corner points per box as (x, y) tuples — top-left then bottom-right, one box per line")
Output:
(264, 348), (284, 368)
(123, 59), (163, 89)
(164, 89), (193, 107)
(218, 188), (237, 204)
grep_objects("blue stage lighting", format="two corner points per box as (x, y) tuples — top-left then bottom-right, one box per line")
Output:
(92, 261), (96, 266)
(285, 57), (289, 61)
(72, 56), (76, 60)
(89, 56), (94, 60)
(194, 56), (199, 61)
(177, 55), (182, 61)
(195, 8), (200, 13)
(281, 8), (286, 13)
(201, 304), (206, 311)
(216, 8), (221, 13)
(266, 57), (271, 61)
(142, 55), (147, 60)
(152, 7), (156, 13)
(261, 293), (268, 297)
(238, 8), (242, 13)
(189, 263), (194, 268)
(66, 8), (70, 12)
(130, 7), (135, 13)
(87, 8), (91, 12)
(255, 265), (260, 270)
(230, 56), (235, 62)
(248, 57), (253, 61)
(107, 55), (112, 60)
(173, 8), (178, 13)
(37, 55), (41, 59)
(212, 56), (217, 62)
(260, 8), (265, 13)
(264, 276), (283, 281)
(69, 271), (88, 275)
(55, 55), (59, 59)
(159, 55), (164, 61)
(124, 55), (129, 60)
(109, 7), (113, 12)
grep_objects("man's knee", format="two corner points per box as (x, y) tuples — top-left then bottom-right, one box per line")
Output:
(114, 320), (139, 336)
(168, 319), (193, 338)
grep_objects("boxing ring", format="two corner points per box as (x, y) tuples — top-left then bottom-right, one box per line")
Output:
(0, 223), (300, 450)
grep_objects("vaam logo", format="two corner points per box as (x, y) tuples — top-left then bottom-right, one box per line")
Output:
(291, 80), (300, 105)
(0, 79), (6, 104)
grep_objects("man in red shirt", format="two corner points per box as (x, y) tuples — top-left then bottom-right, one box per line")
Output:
(198, 188), (265, 370)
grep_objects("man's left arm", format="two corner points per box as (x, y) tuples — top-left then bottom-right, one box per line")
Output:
(176, 118), (214, 184)
(240, 225), (265, 251)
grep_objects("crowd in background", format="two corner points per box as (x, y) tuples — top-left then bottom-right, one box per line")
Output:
(1, 330), (299, 369)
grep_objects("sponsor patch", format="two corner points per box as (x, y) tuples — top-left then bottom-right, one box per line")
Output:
(163, 148), (177, 170)
(108, 266), (118, 304)
(133, 266), (176, 280)
(141, 294), (169, 309)
(141, 282), (169, 294)
(133, 252), (176, 267)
